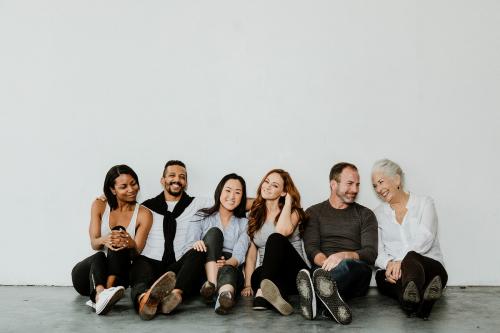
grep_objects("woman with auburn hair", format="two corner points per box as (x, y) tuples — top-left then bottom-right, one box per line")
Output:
(71, 165), (153, 315)
(241, 169), (309, 315)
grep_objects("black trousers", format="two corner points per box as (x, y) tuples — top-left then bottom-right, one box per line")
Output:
(71, 248), (131, 302)
(201, 227), (245, 293)
(129, 228), (223, 310)
(375, 251), (448, 306)
(251, 233), (309, 298)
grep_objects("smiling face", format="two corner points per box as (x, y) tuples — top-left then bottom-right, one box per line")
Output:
(331, 167), (360, 205)
(161, 164), (187, 197)
(219, 178), (244, 212)
(111, 174), (139, 203)
(260, 172), (286, 201)
(372, 171), (401, 203)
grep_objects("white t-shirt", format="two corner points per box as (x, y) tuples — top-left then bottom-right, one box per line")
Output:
(141, 196), (213, 261)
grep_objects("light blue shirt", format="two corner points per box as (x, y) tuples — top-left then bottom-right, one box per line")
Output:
(183, 212), (249, 265)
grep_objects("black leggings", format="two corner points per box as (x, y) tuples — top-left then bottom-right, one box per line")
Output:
(376, 251), (448, 306)
(251, 233), (309, 298)
(129, 228), (223, 309)
(71, 248), (131, 302)
(202, 227), (244, 293)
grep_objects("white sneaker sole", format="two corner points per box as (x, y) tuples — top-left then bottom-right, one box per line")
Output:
(296, 269), (316, 320)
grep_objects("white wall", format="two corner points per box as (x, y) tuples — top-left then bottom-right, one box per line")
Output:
(1, 0), (499, 286)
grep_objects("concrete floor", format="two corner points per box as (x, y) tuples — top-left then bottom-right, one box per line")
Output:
(1, 286), (498, 333)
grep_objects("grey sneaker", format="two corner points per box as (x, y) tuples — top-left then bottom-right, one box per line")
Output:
(312, 269), (352, 325)
(214, 291), (235, 315)
(200, 281), (216, 304)
(296, 269), (316, 320)
(260, 279), (293, 316)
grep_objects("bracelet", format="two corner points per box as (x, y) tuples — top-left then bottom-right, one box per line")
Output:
(244, 285), (251, 288)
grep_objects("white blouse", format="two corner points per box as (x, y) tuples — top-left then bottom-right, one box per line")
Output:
(374, 193), (445, 269)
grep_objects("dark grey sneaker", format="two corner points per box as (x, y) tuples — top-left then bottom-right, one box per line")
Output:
(261, 279), (294, 315)
(312, 268), (352, 325)
(296, 269), (316, 320)
(200, 281), (216, 304)
(214, 291), (235, 315)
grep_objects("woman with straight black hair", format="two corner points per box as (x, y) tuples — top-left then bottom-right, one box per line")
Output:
(162, 173), (249, 315)
(71, 164), (153, 315)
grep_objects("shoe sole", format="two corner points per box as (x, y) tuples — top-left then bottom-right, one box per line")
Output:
(161, 292), (182, 314)
(215, 293), (235, 315)
(96, 287), (124, 315)
(402, 281), (421, 304)
(423, 276), (442, 301)
(261, 279), (293, 316)
(200, 282), (216, 304)
(313, 269), (352, 325)
(296, 270), (316, 320)
(139, 271), (176, 320)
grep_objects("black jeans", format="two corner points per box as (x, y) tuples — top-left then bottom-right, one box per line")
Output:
(251, 233), (309, 298)
(71, 248), (131, 302)
(201, 227), (244, 293)
(375, 251), (448, 306)
(129, 228), (222, 309)
(313, 259), (372, 301)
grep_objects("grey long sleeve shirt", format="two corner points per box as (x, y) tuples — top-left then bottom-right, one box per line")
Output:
(304, 200), (378, 265)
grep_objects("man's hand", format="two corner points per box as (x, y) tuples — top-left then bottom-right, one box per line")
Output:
(322, 253), (345, 271)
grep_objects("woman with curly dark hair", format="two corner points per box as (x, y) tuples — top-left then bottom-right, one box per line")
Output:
(241, 169), (309, 315)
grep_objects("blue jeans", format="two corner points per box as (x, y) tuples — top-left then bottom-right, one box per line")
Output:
(315, 259), (372, 300)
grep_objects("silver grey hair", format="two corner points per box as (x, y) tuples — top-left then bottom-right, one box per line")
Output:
(372, 159), (405, 187)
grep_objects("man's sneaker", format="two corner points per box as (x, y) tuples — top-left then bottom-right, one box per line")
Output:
(312, 269), (352, 325)
(214, 291), (235, 315)
(252, 296), (271, 310)
(260, 279), (293, 316)
(95, 286), (125, 315)
(200, 281), (216, 304)
(85, 300), (96, 309)
(138, 271), (176, 320)
(296, 269), (316, 320)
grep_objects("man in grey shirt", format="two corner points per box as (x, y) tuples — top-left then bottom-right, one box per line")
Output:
(296, 162), (377, 325)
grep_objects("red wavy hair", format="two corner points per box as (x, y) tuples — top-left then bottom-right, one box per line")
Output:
(247, 169), (307, 239)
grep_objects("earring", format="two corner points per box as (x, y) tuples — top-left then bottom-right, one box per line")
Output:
(397, 186), (400, 190)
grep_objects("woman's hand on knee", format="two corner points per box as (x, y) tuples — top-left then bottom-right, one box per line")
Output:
(385, 260), (401, 283)
(193, 240), (207, 252)
(241, 286), (253, 297)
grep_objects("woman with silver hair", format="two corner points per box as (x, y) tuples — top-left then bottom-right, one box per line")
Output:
(371, 159), (447, 320)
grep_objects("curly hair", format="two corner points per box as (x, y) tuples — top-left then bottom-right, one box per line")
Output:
(247, 169), (307, 239)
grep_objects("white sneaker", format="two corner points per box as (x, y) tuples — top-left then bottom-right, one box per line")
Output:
(85, 300), (96, 309)
(95, 286), (125, 315)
